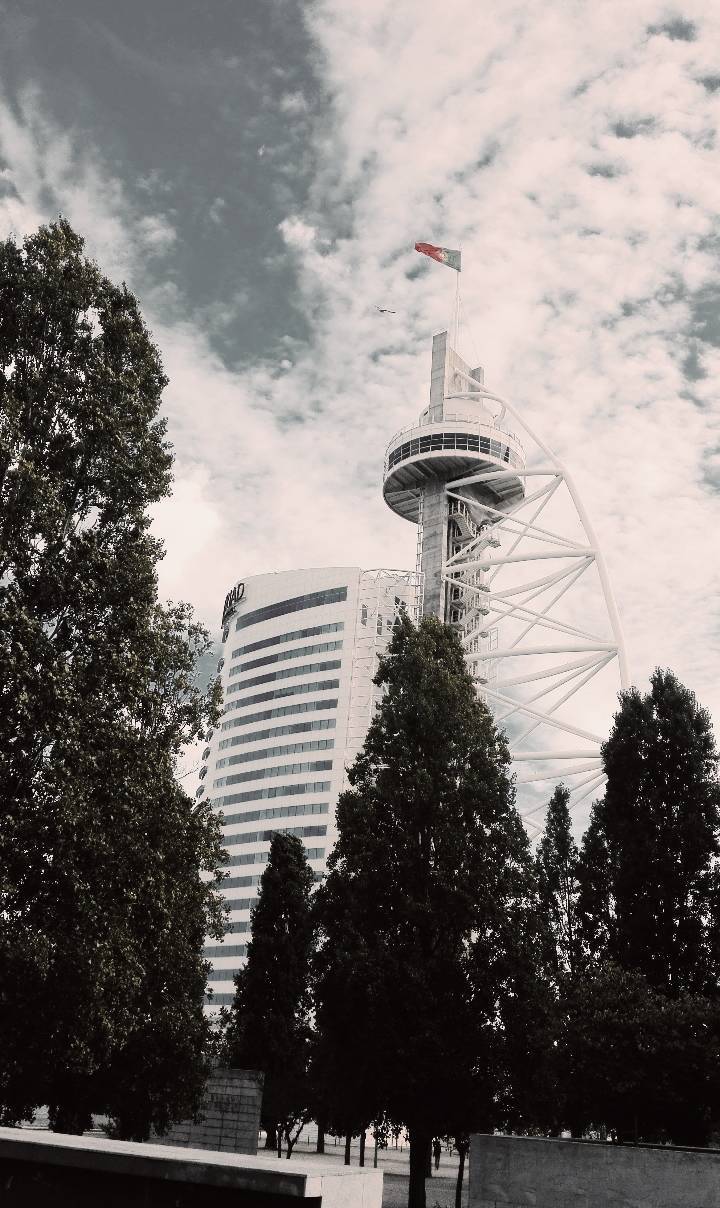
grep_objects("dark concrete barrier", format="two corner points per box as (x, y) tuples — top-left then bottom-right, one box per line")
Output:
(470, 1133), (720, 1208)
(153, 1067), (264, 1154)
(0, 1127), (383, 1208)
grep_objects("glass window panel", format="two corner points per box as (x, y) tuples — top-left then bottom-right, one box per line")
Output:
(226, 660), (342, 694)
(214, 759), (333, 789)
(217, 738), (334, 768)
(232, 622), (344, 659)
(220, 699), (338, 733)
(224, 679), (340, 713)
(217, 781), (331, 807)
(235, 587), (348, 632)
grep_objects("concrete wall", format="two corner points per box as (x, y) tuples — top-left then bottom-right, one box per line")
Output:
(0, 1126), (383, 1208)
(153, 1067), (263, 1154)
(470, 1133), (720, 1208)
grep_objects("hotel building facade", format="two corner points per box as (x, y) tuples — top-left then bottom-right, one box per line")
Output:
(198, 565), (419, 1006)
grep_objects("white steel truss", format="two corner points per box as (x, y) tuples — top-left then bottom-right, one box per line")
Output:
(441, 373), (628, 835)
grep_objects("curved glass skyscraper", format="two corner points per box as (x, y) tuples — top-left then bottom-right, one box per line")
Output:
(199, 566), (419, 1006)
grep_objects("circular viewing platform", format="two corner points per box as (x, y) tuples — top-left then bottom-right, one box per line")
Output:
(383, 418), (526, 522)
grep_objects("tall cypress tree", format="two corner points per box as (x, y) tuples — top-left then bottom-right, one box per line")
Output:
(535, 785), (580, 983)
(314, 615), (538, 1208)
(0, 220), (226, 1133)
(225, 831), (315, 1157)
(576, 669), (720, 997)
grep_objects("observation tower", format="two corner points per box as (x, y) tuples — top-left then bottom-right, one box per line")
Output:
(383, 329), (628, 831)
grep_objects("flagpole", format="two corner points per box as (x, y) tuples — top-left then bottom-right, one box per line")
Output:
(451, 267), (460, 352)
(413, 243), (462, 348)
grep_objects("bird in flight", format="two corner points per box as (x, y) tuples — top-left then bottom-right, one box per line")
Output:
(376, 306), (396, 314)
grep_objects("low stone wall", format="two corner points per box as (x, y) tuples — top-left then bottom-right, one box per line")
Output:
(470, 1133), (720, 1208)
(153, 1067), (263, 1154)
(0, 1127), (383, 1208)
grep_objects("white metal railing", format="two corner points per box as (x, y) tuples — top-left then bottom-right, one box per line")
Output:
(384, 416), (524, 461)
(384, 422), (526, 479)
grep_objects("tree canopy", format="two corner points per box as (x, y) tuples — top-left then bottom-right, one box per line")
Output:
(576, 669), (720, 997)
(224, 831), (315, 1157)
(560, 962), (720, 1145)
(314, 614), (539, 1208)
(0, 219), (226, 1135)
(535, 784), (580, 984)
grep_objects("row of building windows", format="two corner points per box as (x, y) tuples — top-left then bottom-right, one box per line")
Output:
(214, 759), (333, 789)
(219, 729), (335, 758)
(235, 587), (348, 631)
(223, 679), (340, 713)
(219, 718), (336, 752)
(219, 802), (329, 830)
(221, 847), (326, 875)
(232, 622), (345, 659)
(386, 431), (519, 471)
(206, 993), (235, 1005)
(216, 738), (334, 769)
(209, 969), (246, 982)
(225, 659), (342, 694)
(231, 640), (344, 676)
(216, 781), (331, 807)
(205, 943), (248, 957)
(220, 699), (338, 733)
(221, 824), (327, 849)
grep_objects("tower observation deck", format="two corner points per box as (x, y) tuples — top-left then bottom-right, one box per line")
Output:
(383, 330), (628, 831)
(384, 331), (525, 621)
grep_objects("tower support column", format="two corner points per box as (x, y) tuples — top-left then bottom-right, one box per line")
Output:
(420, 479), (449, 621)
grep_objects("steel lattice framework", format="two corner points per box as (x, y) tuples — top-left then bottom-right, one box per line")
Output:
(442, 373), (628, 832)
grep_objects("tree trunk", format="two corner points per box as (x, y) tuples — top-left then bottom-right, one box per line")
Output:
(425, 1139), (432, 1178)
(316, 1115), (326, 1154)
(359, 1130), (366, 1167)
(373, 1130), (379, 1168)
(344, 1132), (352, 1165)
(455, 1144), (467, 1208)
(408, 1129), (430, 1208)
(265, 1123), (277, 1150)
(277, 1127), (283, 1159)
(49, 1103), (92, 1135)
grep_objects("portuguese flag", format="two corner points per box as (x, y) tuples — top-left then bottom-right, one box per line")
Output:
(414, 242), (461, 272)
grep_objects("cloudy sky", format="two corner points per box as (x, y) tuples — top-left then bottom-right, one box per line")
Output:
(2, 0), (720, 741)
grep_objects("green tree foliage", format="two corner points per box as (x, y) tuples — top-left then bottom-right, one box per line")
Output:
(560, 962), (720, 1145)
(0, 220), (226, 1135)
(314, 615), (539, 1208)
(224, 831), (315, 1158)
(577, 670), (720, 996)
(535, 785), (580, 983)
(312, 869), (385, 1162)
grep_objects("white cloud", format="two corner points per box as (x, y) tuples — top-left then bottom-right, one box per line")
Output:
(279, 92), (309, 116)
(2, 1), (720, 810)
(207, 196), (227, 225)
(278, 215), (318, 248)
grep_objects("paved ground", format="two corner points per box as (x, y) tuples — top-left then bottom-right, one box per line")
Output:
(286, 1136), (468, 1208)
